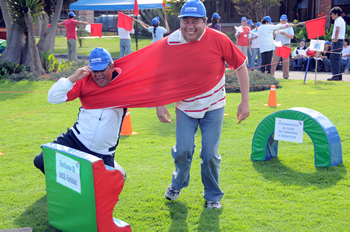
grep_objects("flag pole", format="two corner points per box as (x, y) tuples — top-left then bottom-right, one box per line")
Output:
(315, 36), (319, 85)
(134, 15), (138, 51)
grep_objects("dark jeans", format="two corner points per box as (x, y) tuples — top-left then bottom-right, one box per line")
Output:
(34, 129), (115, 174)
(330, 40), (344, 79)
(308, 58), (323, 71)
(261, 50), (273, 73)
(291, 57), (308, 70)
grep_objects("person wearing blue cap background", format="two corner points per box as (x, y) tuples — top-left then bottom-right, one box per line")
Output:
(58, 12), (89, 61)
(156, 0), (250, 210)
(207, 12), (221, 31)
(291, 39), (308, 71)
(249, 22), (261, 70)
(317, 41), (331, 72)
(235, 16), (251, 62)
(34, 47), (127, 179)
(270, 14), (294, 79)
(258, 15), (295, 74)
(137, 12), (170, 43)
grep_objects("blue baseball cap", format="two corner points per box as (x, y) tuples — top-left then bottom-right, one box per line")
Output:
(263, 16), (271, 23)
(241, 17), (247, 22)
(256, 22), (261, 27)
(325, 41), (330, 45)
(89, 48), (112, 71)
(179, 0), (206, 18)
(152, 17), (160, 26)
(280, 14), (287, 20)
(300, 39), (306, 43)
(68, 12), (75, 17)
(247, 20), (254, 26)
(212, 13), (220, 19)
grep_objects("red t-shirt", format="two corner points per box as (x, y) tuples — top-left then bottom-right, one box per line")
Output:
(62, 19), (78, 40)
(66, 28), (246, 109)
(237, 26), (250, 47)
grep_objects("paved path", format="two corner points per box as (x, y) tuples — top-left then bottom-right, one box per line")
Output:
(273, 70), (350, 82)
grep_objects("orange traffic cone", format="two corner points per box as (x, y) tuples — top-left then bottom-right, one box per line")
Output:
(264, 85), (281, 107)
(120, 109), (137, 135)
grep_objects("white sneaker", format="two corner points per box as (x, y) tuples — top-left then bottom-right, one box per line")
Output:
(165, 184), (180, 201)
(207, 201), (222, 209)
(344, 68), (349, 73)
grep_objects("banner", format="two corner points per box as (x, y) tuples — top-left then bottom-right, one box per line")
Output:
(305, 16), (326, 39)
(117, 12), (133, 31)
(134, 0), (139, 16)
(91, 23), (102, 37)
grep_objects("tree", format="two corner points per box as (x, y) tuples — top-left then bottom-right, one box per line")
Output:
(165, 0), (186, 17)
(232, 0), (282, 23)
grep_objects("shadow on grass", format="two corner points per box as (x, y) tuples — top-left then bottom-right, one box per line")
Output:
(165, 201), (188, 232)
(14, 195), (60, 232)
(252, 158), (347, 188)
(198, 206), (222, 232)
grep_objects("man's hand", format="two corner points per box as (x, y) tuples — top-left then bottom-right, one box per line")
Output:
(332, 38), (338, 43)
(237, 101), (250, 124)
(68, 66), (92, 84)
(156, 106), (172, 123)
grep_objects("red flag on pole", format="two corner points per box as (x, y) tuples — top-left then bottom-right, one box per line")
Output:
(117, 12), (133, 31)
(91, 23), (103, 37)
(305, 16), (326, 39)
(162, 0), (166, 9)
(134, 0), (139, 16)
(276, 45), (292, 59)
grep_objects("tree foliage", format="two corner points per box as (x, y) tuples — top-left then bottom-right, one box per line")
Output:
(232, 0), (282, 22)
(165, 0), (186, 16)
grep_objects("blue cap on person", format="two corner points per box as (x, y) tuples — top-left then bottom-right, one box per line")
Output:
(68, 12), (75, 18)
(325, 41), (330, 45)
(300, 39), (306, 43)
(152, 17), (160, 26)
(178, 0), (206, 18)
(247, 20), (254, 26)
(280, 14), (287, 21)
(89, 48), (112, 71)
(263, 16), (272, 23)
(241, 17), (247, 21)
(256, 22), (261, 27)
(212, 13), (220, 19)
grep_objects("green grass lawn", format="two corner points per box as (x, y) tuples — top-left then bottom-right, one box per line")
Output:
(52, 36), (153, 58)
(0, 79), (349, 231)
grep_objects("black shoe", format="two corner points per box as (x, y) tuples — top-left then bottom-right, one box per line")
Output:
(327, 77), (339, 81)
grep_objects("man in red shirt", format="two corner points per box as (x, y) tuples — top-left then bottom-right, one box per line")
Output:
(235, 17), (251, 62)
(58, 12), (89, 61)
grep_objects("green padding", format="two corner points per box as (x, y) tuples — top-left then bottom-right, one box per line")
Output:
(251, 109), (331, 167)
(42, 146), (98, 232)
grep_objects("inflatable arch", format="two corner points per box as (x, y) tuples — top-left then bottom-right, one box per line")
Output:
(251, 107), (342, 167)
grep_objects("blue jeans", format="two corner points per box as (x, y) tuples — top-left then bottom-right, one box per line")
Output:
(120, 39), (131, 58)
(247, 49), (252, 68)
(330, 40), (344, 78)
(342, 57), (350, 69)
(323, 58), (330, 71)
(171, 107), (224, 201)
(250, 48), (261, 70)
(291, 57), (308, 70)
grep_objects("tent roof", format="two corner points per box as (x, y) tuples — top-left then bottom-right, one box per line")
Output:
(70, 0), (163, 11)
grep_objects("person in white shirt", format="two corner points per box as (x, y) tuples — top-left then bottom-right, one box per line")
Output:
(249, 22), (261, 70)
(328, 6), (346, 81)
(138, 13), (170, 43)
(291, 39), (308, 71)
(341, 38), (350, 73)
(270, 14), (294, 79)
(118, 22), (135, 58)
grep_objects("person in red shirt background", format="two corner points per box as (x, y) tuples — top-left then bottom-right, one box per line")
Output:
(235, 17), (251, 63)
(58, 12), (89, 61)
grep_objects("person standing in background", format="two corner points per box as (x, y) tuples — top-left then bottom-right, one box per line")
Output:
(138, 13), (170, 43)
(249, 22), (261, 71)
(208, 13), (221, 31)
(118, 21), (135, 58)
(246, 20), (254, 68)
(235, 17), (251, 61)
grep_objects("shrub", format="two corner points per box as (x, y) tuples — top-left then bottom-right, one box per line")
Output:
(0, 60), (29, 79)
(225, 69), (280, 93)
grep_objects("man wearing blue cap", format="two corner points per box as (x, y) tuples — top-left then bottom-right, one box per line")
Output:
(291, 39), (308, 71)
(270, 14), (294, 79)
(156, 0), (250, 209)
(249, 22), (261, 70)
(319, 41), (331, 72)
(235, 16), (251, 60)
(34, 47), (127, 179)
(58, 12), (89, 61)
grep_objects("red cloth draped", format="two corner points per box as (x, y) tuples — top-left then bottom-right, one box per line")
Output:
(117, 12), (133, 31)
(276, 45), (292, 59)
(67, 29), (246, 109)
(91, 23), (102, 37)
(305, 16), (326, 39)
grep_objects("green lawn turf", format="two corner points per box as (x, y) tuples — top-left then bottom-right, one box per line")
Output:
(0, 79), (349, 231)
(52, 36), (153, 58)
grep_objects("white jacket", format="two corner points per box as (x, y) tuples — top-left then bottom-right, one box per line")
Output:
(48, 78), (126, 155)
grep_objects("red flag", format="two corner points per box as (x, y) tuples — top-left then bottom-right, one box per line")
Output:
(117, 12), (133, 31)
(305, 16), (326, 39)
(276, 45), (292, 59)
(162, 0), (166, 9)
(134, 0), (139, 16)
(48, 24), (50, 29)
(91, 23), (102, 38)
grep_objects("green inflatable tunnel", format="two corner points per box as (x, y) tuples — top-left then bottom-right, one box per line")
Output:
(251, 107), (342, 167)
